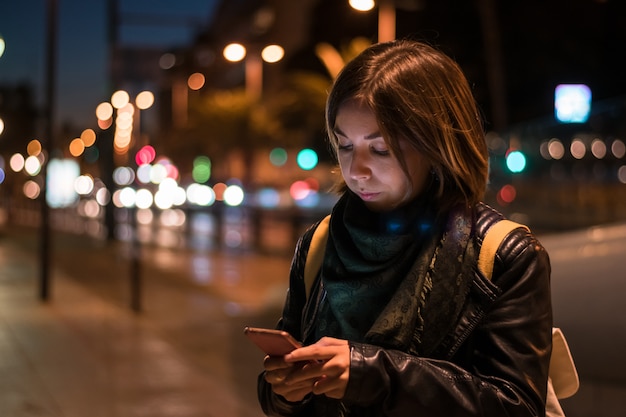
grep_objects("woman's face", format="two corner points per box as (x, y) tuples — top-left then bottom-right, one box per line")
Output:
(334, 99), (432, 212)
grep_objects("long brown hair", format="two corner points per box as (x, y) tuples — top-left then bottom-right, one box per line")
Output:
(326, 39), (489, 212)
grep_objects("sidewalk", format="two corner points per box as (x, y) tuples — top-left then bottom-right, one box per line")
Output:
(3, 225), (626, 417)
(0, 227), (291, 417)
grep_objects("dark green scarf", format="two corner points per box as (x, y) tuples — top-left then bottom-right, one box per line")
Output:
(315, 191), (475, 356)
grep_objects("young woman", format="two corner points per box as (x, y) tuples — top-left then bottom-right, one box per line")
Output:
(257, 39), (552, 417)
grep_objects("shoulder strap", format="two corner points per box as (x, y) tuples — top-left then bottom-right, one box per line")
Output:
(478, 219), (579, 400)
(304, 215), (331, 300)
(477, 219), (529, 280)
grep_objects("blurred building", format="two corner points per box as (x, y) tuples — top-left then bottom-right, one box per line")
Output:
(0, 84), (38, 155)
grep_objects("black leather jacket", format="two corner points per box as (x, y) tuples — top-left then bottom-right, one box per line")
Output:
(258, 203), (553, 417)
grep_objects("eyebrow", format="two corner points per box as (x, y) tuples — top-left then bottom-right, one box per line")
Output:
(333, 127), (383, 140)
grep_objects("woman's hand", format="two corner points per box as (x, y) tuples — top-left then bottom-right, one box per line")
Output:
(264, 337), (350, 401)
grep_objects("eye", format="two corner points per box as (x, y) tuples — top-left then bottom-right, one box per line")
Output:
(372, 145), (390, 156)
(337, 142), (352, 151)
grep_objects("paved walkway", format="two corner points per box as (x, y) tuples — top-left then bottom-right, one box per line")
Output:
(0, 226), (291, 417)
(2, 224), (626, 417)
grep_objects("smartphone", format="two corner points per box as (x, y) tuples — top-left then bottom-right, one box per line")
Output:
(244, 326), (302, 356)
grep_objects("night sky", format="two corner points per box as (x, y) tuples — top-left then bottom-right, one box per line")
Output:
(0, 0), (218, 129)
(1, 0), (625, 132)
(306, 0), (626, 129)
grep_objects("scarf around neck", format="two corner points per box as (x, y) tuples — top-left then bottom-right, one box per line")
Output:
(316, 191), (476, 356)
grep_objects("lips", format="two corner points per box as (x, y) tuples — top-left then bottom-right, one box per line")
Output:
(357, 191), (380, 201)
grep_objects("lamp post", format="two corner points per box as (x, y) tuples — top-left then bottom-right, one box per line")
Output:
(223, 43), (284, 101)
(40, 0), (58, 302)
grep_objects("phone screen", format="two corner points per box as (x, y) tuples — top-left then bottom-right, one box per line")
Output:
(244, 327), (302, 356)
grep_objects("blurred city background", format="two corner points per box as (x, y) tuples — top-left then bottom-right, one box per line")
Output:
(0, 1), (625, 416)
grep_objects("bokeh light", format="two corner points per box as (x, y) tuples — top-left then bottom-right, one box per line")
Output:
(554, 84), (591, 123)
(113, 166), (135, 186)
(136, 164), (151, 183)
(149, 163), (168, 184)
(47, 159), (80, 208)
(497, 184), (517, 206)
(81, 129), (97, 147)
(135, 91), (154, 110)
(224, 185), (245, 206)
(261, 44), (284, 63)
(192, 156), (211, 183)
(349, 0), (375, 12)
(160, 209), (186, 227)
(118, 187), (136, 208)
(618, 166), (626, 184)
(135, 145), (156, 165)
(269, 148), (288, 166)
(297, 148), (318, 170)
(9, 153), (25, 172)
(256, 188), (281, 208)
(74, 175), (94, 195)
(135, 188), (154, 209)
(27, 139), (42, 156)
(23, 180), (40, 199)
(24, 155), (42, 176)
(290, 180), (312, 200)
(111, 90), (130, 109)
(591, 139), (606, 159)
(96, 187), (111, 206)
(69, 138), (85, 157)
(188, 73), (205, 90)
(570, 139), (586, 159)
(505, 150), (526, 173)
(186, 183), (216, 206)
(159, 52), (176, 69)
(96, 102), (114, 120)
(213, 182), (227, 201)
(612, 140), (625, 159)
(223, 43), (246, 62)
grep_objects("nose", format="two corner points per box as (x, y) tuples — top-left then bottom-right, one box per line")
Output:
(349, 150), (371, 181)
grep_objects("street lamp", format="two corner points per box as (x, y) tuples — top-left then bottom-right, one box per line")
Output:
(223, 43), (284, 101)
(349, 0), (396, 43)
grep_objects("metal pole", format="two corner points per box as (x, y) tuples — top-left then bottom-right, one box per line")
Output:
(378, 0), (396, 43)
(130, 206), (141, 312)
(40, 0), (58, 302)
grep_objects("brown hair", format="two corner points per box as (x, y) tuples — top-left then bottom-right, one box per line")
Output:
(325, 39), (488, 212)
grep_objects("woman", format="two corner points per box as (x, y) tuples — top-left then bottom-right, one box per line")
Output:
(257, 39), (552, 417)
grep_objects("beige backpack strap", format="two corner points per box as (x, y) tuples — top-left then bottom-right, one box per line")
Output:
(477, 219), (529, 280)
(477, 218), (579, 401)
(304, 215), (331, 300)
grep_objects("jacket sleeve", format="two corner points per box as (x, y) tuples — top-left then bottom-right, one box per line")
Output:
(342, 227), (553, 417)
(257, 225), (317, 417)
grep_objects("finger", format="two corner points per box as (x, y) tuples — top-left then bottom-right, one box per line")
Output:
(265, 369), (291, 384)
(285, 346), (332, 364)
(283, 361), (325, 385)
(312, 375), (347, 399)
(273, 384), (315, 403)
(264, 356), (292, 371)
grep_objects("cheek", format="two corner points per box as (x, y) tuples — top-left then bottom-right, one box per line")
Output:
(408, 164), (431, 194)
(337, 155), (350, 176)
